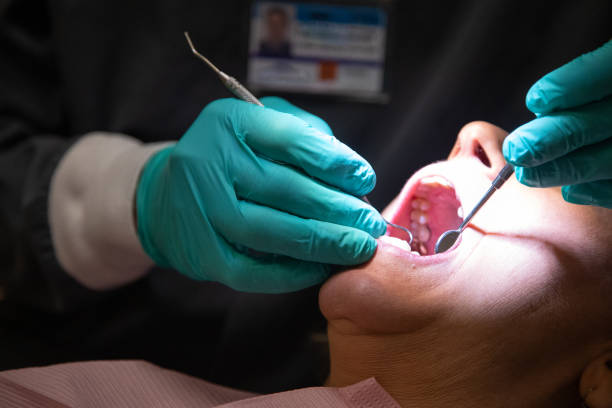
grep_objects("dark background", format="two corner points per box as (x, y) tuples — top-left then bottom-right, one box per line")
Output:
(0, 0), (610, 394)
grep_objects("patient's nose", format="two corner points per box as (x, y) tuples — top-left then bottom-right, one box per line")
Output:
(447, 121), (508, 180)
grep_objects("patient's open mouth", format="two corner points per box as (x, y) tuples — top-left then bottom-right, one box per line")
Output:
(387, 175), (463, 256)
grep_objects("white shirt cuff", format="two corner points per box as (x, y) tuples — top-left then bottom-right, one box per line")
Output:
(49, 132), (174, 290)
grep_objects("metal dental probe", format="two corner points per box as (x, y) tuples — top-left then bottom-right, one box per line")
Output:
(184, 32), (413, 246)
(434, 163), (514, 254)
(361, 197), (413, 245)
(184, 32), (263, 106)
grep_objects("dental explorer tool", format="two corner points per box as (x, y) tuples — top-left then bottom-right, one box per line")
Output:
(361, 197), (413, 245)
(184, 32), (263, 106)
(434, 163), (514, 254)
(184, 32), (412, 246)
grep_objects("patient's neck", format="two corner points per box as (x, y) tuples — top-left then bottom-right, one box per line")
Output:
(325, 323), (577, 408)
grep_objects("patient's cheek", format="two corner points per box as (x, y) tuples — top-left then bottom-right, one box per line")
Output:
(448, 239), (566, 317)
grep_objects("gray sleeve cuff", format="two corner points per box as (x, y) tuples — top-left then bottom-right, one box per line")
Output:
(49, 132), (174, 290)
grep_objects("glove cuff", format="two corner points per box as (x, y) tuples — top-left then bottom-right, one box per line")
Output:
(136, 146), (175, 268)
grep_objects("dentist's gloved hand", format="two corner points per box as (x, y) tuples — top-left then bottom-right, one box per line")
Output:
(503, 40), (612, 208)
(136, 97), (386, 293)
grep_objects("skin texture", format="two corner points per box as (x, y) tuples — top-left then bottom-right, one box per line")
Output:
(319, 122), (612, 408)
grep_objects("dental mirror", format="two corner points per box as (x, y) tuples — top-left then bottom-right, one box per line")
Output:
(434, 164), (514, 254)
(434, 230), (461, 254)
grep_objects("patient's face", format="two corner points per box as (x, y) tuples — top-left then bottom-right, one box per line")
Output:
(320, 122), (612, 345)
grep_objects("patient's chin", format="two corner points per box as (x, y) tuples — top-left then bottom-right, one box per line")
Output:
(319, 242), (445, 335)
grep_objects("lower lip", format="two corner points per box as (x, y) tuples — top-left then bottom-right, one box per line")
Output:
(378, 235), (460, 265)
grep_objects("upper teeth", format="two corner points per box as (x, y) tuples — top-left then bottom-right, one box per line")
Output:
(410, 210), (428, 225)
(419, 175), (453, 188)
(411, 198), (430, 211)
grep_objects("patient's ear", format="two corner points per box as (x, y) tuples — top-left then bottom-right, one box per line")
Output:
(580, 352), (612, 408)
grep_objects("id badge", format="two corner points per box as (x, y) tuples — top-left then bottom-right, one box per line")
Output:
(247, 1), (390, 102)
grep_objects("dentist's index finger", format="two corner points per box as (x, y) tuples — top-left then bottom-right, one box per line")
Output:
(259, 96), (334, 135)
(526, 40), (612, 115)
(504, 97), (612, 167)
(221, 99), (377, 197)
(514, 137), (612, 187)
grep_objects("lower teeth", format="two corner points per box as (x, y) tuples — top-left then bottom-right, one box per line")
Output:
(417, 242), (428, 255)
(379, 235), (428, 257)
(410, 220), (430, 255)
(379, 235), (412, 252)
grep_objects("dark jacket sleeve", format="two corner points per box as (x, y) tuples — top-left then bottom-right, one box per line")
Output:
(0, 0), (85, 313)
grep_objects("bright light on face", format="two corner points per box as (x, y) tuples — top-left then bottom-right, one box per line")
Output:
(320, 120), (612, 343)
(319, 121), (612, 407)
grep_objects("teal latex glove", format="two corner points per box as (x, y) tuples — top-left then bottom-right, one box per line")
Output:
(136, 97), (386, 293)
(503, 40), (612, 208)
